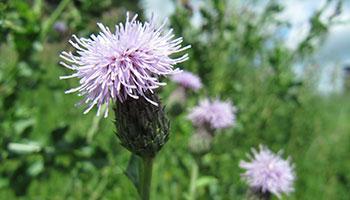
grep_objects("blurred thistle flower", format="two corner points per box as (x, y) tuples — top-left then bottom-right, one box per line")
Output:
(59, 13), (190, 117)
(240, 145), (295, 199)
(188, 99), (236, 130)
(171, 70), (202, 91)
(168, 71), (201, 112)
(53, 21), (68, 34)
(168, 86), (187, 107)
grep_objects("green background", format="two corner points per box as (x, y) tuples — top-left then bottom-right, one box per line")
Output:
(0, 0), (349, 199)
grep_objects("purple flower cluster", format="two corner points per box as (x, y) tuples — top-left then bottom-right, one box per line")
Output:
(171, 70), (202, 91)
(188, 99), (236, 130)
(240, 145), (295, 198)
(60, 13), (190, 117)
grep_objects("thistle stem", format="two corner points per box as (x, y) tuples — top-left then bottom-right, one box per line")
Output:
(188, 161), (199, 200)
(140, 156), (154, 200)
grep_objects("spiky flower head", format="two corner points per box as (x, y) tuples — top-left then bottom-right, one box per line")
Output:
(59, 13), (190, 117)
(239, 145), (295, 199)
(188, 99), (236, 130)
(171, 70), (202, 91)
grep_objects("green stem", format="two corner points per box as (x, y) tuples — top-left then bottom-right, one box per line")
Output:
(87, 105), (106, 143)
(188, 161), (199, 200)
(40, 0), (70, 41)
(140, 156), (153, 200)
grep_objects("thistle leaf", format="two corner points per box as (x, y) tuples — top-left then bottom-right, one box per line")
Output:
(125, 154), (142, 194)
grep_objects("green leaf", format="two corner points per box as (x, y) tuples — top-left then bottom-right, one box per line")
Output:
(27, 160), (44, 176)
(125, 154), (141, 194)
(195, 176), (217, 188)
(0, 177), (9, 189)
(8, 142), (41, 154)
(13, 118), (35, 135)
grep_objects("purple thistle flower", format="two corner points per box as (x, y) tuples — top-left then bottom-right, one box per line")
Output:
(239, 145), (295, 199)
(59, 13), (190, 117)
(188, 99), (236, 130)
(171, 70), (202, 91)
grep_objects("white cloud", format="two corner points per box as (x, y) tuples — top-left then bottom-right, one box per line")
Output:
(279, 0), (325, 49)
(141, 0), (175, 22)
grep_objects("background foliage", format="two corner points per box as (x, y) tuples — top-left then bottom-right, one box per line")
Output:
(0, 0), (349, 199)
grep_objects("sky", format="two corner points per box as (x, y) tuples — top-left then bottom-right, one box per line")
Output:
(141, 0), (350, 93)
(280, 0), (350, 92)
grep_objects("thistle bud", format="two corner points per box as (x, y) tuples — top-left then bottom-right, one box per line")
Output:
(53, 21), (68, 34)
(168, 86), (187, 106)
(246, 189), (271, 200)
(114, 93), (170, 158)
(188, 127), (213, 155)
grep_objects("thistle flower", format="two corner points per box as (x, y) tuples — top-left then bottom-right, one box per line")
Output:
(59, 13), (190, 117)
(188, 99), (236, 130)
(239, 145), (295, 199)
(171, 70), (202, 91)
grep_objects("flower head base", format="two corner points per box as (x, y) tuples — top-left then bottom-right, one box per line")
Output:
(60, 13), (190, 117)
(171, 70), (202, 91)
(188, 99), (236, 130)
(114, 93), (169, 157)
(188, 127), (213, 155)
(239, 145), (295, 199)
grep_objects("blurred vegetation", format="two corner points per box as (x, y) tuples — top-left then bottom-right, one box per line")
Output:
(0, 0), (349, 199)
